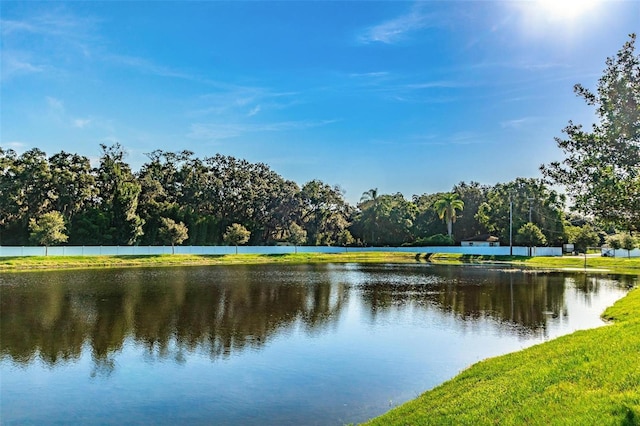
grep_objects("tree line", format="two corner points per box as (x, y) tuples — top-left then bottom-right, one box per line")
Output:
(0, 143), (589, 249)
(1, 34), (637, 251)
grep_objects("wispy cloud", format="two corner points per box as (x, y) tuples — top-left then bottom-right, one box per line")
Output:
(189, 87), (300, 118)
(247, 105), (261, 117)
(2, 141), (27, 151)
(104, 54), (201, 81)
(1, 13), (92, 39)
(470, 60), (570, 71)
(188, 123), (244, 141)
(404, 80), (467, 90)
(187, 119), (337, 141)
(2, 9), (206, 84)
(348, 71), (390, 79)
(500, 117), (538, 129)
(1, 54), (45, 80)
(358, 4), (438, 44)
(446, 132), (490, 145)
(43, 96), (113, 132)
(73, 118), (92, 129)
(1, 10), (97, 56)
(408, 132), (486, 146)
(46, 96), (65, 112)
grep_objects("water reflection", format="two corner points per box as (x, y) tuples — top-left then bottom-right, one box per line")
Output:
(1, 264), (634, 371)
(0, 265), (350, 367)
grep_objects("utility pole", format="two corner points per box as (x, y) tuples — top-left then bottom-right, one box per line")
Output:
(509, 194), (513, 256)
(527, 197), (534, 223)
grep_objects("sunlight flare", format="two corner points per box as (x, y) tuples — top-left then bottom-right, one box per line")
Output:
(536, 0), (601, 21)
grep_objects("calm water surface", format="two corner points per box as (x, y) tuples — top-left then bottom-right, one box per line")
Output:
(0, 263), (635, 425)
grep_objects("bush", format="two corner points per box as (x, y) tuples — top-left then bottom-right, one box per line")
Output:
(411, 234), (455, 246)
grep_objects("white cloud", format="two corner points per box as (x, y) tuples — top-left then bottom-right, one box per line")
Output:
(105, 54), (200, 81)
(500, 117), (538, 129)
(446, 132), (490, 146)
(2, 141), (27, 151)
(188, 123), (243, 141)
(405, 81), (466, 90)
(73, 118), (92, 128)
(188, 119), (337, 141)
(189, 87), (299, 119)
(348, 71), (390, 78)
(247, 105), (261, 117)
(1, 54), (45, 80)
(46, 96), (65, 112)
(358, 5), (437, 44)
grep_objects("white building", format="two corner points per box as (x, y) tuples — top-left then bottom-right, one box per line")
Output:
(461, 234), (500, 247)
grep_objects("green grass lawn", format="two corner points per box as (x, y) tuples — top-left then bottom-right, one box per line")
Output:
(430, 253), (640, 275)
(0, 251), (420, 271)
(365, 287), (640, 426)
(1, 252), (639, 273)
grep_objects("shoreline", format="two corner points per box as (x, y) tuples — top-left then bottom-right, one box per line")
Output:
(364, 286), (639, 425)
(1, 251), (639, 275)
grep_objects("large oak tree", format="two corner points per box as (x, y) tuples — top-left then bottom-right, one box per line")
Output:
(542, 34), (640, 232)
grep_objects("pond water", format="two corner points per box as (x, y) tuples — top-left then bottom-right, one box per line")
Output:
(0, 263), (635, 425)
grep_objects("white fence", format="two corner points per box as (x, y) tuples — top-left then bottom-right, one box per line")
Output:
(601, 248), (640, 258)
(0, 245), (562, 257)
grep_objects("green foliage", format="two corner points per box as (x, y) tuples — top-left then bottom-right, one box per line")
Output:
(3, 140), (631, 251)
(336, 229), (355, 247)
(411, 192), (447, 239)
(542, 34), (640, 232)
(451, 181), (489, 241)
(515, 222), (547, 247)
(412, 234), (455, 246)
(287, 223), (307, 253)
(158, 217), (189, 254)
(433, 192), (464, 239)
(353, 192), (416, 246)
(476, 178), (565, 246)
(299, 180), (350, 245)
(29, 211), (68, 255)
(571, 224), (600, 253)
(606, 234), (623, 250)
(621, 234), (638, 258)
(97, 144), (144, 245)
(223, 223), (251, 253)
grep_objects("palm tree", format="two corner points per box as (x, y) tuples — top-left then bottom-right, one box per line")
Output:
(434, 192), (464, 239)
(359, 188), (380, 245)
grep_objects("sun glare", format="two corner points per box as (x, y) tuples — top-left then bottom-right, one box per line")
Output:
(536, 0), (601, 21)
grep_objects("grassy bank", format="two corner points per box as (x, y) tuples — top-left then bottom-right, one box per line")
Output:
(365, 288), (640, 425)
(1, 252), (640, 273)
(0, 251), (419, 271)
(430, 253), (640, 275)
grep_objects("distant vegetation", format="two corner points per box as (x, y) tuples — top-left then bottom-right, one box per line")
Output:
(1, 35), (637, 250)
(0, 146), (576, 249)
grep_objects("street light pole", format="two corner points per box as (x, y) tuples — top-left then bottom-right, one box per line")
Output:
(509, 194), (513, 256)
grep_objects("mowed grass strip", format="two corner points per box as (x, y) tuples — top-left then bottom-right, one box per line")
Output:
(0, 252), (419, 271)
(430, 253), (640, 274)
(365, 288), (640, 426)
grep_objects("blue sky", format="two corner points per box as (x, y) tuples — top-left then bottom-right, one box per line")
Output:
(2, 1), (638, 204)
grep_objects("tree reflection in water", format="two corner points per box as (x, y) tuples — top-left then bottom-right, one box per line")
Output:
(0, 264), (635, 370)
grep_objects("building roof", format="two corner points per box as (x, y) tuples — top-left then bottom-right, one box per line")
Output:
(462, 234), (500, 242)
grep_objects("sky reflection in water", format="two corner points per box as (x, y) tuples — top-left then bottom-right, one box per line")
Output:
(0, 263), (634, 425)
